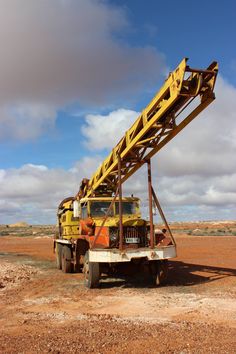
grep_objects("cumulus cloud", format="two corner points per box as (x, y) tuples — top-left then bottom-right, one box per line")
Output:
(0, 161), (235, 224)
(0, 157), (101, 224)
(1, 74), (234, 224)
(0, 104), (57, 140)
(0, 0), (235, 224)
(121, 170), (236, 221)
(157, 76), (236, 177)
(0, 0), (165, 141)
(81, 109), (139, 150)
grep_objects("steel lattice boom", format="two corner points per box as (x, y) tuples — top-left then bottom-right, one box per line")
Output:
(78, 58), (218, 199)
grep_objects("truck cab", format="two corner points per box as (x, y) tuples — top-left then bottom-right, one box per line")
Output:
(58, 196), (147, 248)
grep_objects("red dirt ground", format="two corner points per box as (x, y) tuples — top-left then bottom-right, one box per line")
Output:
(0, 233), (236, 353)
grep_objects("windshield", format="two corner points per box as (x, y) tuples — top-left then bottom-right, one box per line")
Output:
(90, 202), (113, 217)
(90, 201), (138, 217)
(115, 202), (136, 215)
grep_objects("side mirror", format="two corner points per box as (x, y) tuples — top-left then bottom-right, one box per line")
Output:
(73, 200), (80, 218)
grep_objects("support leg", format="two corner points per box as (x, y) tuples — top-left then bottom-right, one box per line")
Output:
(147, 160), (154, 249)
(118, 154), (124, 250)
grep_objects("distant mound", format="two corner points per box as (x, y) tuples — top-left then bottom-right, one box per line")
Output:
(9, 221), (29, 228)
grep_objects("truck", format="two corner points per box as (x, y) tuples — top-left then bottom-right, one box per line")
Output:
(54, 58), (218, 288)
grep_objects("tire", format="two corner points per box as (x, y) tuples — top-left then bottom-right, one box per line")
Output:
(83, 251), (100, 288)
(149, 260), (169, 286)
(56, 243), (62, 269)
(62, 245), (72, 273)
(75, 240), (88, 273)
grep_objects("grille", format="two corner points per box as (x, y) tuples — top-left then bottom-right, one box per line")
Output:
(109, 226), (148, 248)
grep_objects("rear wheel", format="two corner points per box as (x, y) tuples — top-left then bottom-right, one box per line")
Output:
(62, 245), (72, 273)
(56, 243), (62, 269)
(83, 251), (100, 288)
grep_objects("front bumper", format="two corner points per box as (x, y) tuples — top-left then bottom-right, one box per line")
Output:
(89, 245), (176, 263)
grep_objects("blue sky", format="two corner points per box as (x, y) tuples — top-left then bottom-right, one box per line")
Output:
(0, 0), (235, 223)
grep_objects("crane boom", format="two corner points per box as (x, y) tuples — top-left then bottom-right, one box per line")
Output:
(79, 58), (218, 199)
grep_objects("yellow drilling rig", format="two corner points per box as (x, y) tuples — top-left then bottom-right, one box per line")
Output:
(54, 58), (218, 288)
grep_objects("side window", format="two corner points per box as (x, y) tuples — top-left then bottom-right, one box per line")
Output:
(61, 214), (66, 222)
(71, 216), (79, 222)
(81, 205), (88, 219)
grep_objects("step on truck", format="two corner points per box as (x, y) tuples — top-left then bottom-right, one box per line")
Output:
(54, 58), (218, 288)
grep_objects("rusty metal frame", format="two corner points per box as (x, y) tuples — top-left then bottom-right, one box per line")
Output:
(118, 154), (124, 251)
(147, 160), (154, 249)
(151, 186), (176, 246)
(147, 160), (175, 248)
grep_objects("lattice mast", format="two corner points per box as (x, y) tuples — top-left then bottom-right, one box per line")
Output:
(78, 58), (218, 199)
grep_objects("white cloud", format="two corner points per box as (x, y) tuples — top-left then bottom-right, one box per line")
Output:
(70, 155), (103, 177)
(1, 2), (234, 224)
(81, 109), (139, 150)
(24, 164), (48, 172)
(0, 157), (101, 224)
(122, 171), (236, 221)
(0, 0), (165, 141)
(0, 104), (57, 140)
(1, 64), (235, 223)
(0, 161), (235, 224)
(157, 76), (236, 177)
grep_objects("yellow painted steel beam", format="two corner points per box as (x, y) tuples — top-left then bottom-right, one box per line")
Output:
(79, 58), (218, 198)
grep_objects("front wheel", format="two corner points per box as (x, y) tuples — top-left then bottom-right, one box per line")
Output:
(61, 245), (72, 273)
(83, 251), (100, 288)
(149, 260), (169, 286)
(56, 243), (62, 269)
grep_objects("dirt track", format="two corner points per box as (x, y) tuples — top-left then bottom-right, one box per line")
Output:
(0, 234), (236, 353)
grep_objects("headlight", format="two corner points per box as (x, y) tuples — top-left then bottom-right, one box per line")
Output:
(109, 227), (119, 246)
